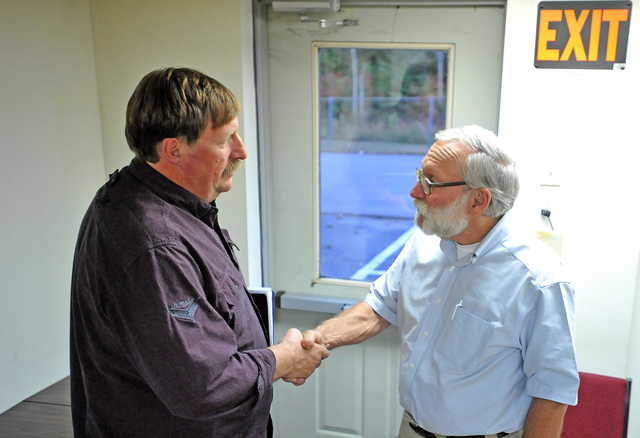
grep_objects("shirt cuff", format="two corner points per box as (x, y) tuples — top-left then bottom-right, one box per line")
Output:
(247, 348), (277, 398)
(526, 370), (579, 406)
(365, 292), (397, 326)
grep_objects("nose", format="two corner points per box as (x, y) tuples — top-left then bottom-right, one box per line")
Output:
(410, 182), (426, 200)
(232, 133), (248, 160)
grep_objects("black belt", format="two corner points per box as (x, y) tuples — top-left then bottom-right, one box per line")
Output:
(409, 422), (510, 438)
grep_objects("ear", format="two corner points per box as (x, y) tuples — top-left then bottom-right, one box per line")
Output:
(157, 138), (182, 164)
(469, 188), (492, 216)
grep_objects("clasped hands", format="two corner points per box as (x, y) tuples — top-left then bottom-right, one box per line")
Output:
(270, 328), (328, 385)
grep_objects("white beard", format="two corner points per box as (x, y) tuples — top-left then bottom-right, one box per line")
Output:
(413, 191), (471, 239)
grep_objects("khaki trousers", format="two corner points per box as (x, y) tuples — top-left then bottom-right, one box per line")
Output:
(398, 411), (523, 438)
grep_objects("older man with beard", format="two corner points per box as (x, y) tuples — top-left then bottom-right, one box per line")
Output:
(296, 125), (578, 438)
(70, 68), (329, 438)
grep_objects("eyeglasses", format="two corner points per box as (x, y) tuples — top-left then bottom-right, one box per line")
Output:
(416, 168), (466, 196)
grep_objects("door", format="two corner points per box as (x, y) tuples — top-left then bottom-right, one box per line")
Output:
(259, 3), (505, 437)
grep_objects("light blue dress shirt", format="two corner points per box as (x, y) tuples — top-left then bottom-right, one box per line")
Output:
(365, 212), (579, 435)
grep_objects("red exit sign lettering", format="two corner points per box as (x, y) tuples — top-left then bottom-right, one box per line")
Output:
(535, 1), (632, 69)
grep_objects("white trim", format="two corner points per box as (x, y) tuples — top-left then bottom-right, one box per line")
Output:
(312, 44), (321, 281)
(341, 0), (505, 5)
(241, 0), (263, 288)
(267, 0), (506, 6)
(253, 0), (273, 287)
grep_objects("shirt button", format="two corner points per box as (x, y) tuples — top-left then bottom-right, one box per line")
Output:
(410, 363), (415, 368)
(434, 297), (442, 303)
(422, 331), (429, 337)
(449, 266), (455, 271)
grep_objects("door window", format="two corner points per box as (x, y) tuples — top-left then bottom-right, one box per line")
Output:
(315, 43), (453, 283)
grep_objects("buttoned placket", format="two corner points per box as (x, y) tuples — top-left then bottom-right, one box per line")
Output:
(404, 264), (455, 383)
(203, 207), (272, 346)
(403, 251), (479, 393)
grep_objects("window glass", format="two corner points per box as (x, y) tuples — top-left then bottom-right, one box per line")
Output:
(317, 45), (451, 282)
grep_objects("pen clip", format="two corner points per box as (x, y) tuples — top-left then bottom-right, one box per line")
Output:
(451, 299), (463, 320)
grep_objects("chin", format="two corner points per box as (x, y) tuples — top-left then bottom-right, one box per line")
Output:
(415, 214), (435, 236)
(215, 179), (233, 194)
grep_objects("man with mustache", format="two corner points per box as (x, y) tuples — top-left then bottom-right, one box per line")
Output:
(70, 67), (329, 438)
(297, 125), (578, 438)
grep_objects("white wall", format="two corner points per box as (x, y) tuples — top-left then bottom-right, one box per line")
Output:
(91, 0), (262, 285)
(500, 0), (640, 434)
(0, 0), (105, 414)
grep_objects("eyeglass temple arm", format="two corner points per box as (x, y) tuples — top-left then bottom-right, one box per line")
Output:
(430, 181), (466, 187)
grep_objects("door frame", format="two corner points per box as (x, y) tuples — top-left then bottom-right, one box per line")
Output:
(251, 0), (506, 288)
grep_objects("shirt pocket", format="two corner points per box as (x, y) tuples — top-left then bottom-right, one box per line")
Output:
(434, 307), (499, 374)
(216, 270), (247, 330)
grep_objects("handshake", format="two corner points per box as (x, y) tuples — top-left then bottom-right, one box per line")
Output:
(268, 302), (385, 384)
(268, 328), (329, 385)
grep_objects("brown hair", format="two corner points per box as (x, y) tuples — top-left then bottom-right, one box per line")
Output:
(125, 67), (239, 162)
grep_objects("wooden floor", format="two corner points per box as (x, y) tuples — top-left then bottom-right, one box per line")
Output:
(0, 377), (72, 438)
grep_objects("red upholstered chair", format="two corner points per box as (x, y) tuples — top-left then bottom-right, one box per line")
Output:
(561, 371), (632, 438)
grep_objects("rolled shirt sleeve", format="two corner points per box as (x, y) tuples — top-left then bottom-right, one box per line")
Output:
(110, 243), (275, 421)
(522, 281), (579, 406)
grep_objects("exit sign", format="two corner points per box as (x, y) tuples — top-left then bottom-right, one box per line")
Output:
(535, 1), (632, 69)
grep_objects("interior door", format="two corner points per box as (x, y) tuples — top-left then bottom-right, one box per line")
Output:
(262, 3), (505, 437)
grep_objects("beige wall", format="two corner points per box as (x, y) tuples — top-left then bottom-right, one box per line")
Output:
(91, 0), (261, 284)
(0, 0), (259, 415)
(0, 0), (260, 415)
(0, 0), (105, 413)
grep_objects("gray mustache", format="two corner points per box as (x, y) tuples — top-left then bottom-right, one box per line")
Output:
(222, 159), (242, 177)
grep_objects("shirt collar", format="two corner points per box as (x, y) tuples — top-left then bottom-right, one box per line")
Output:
(439, 211), (515, 264)
(127, 157), (218, 221)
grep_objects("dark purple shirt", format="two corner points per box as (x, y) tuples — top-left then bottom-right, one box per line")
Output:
(70, 158), (275, 437)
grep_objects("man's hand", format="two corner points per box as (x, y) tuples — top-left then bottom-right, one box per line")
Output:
(281, 329), (327, 386)
(301, 329), (326, 350)
(282, 302), (390, 386)
(269, 328), (330, 383)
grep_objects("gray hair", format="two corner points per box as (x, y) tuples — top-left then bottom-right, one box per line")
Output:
(435, 125), (519, 217)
